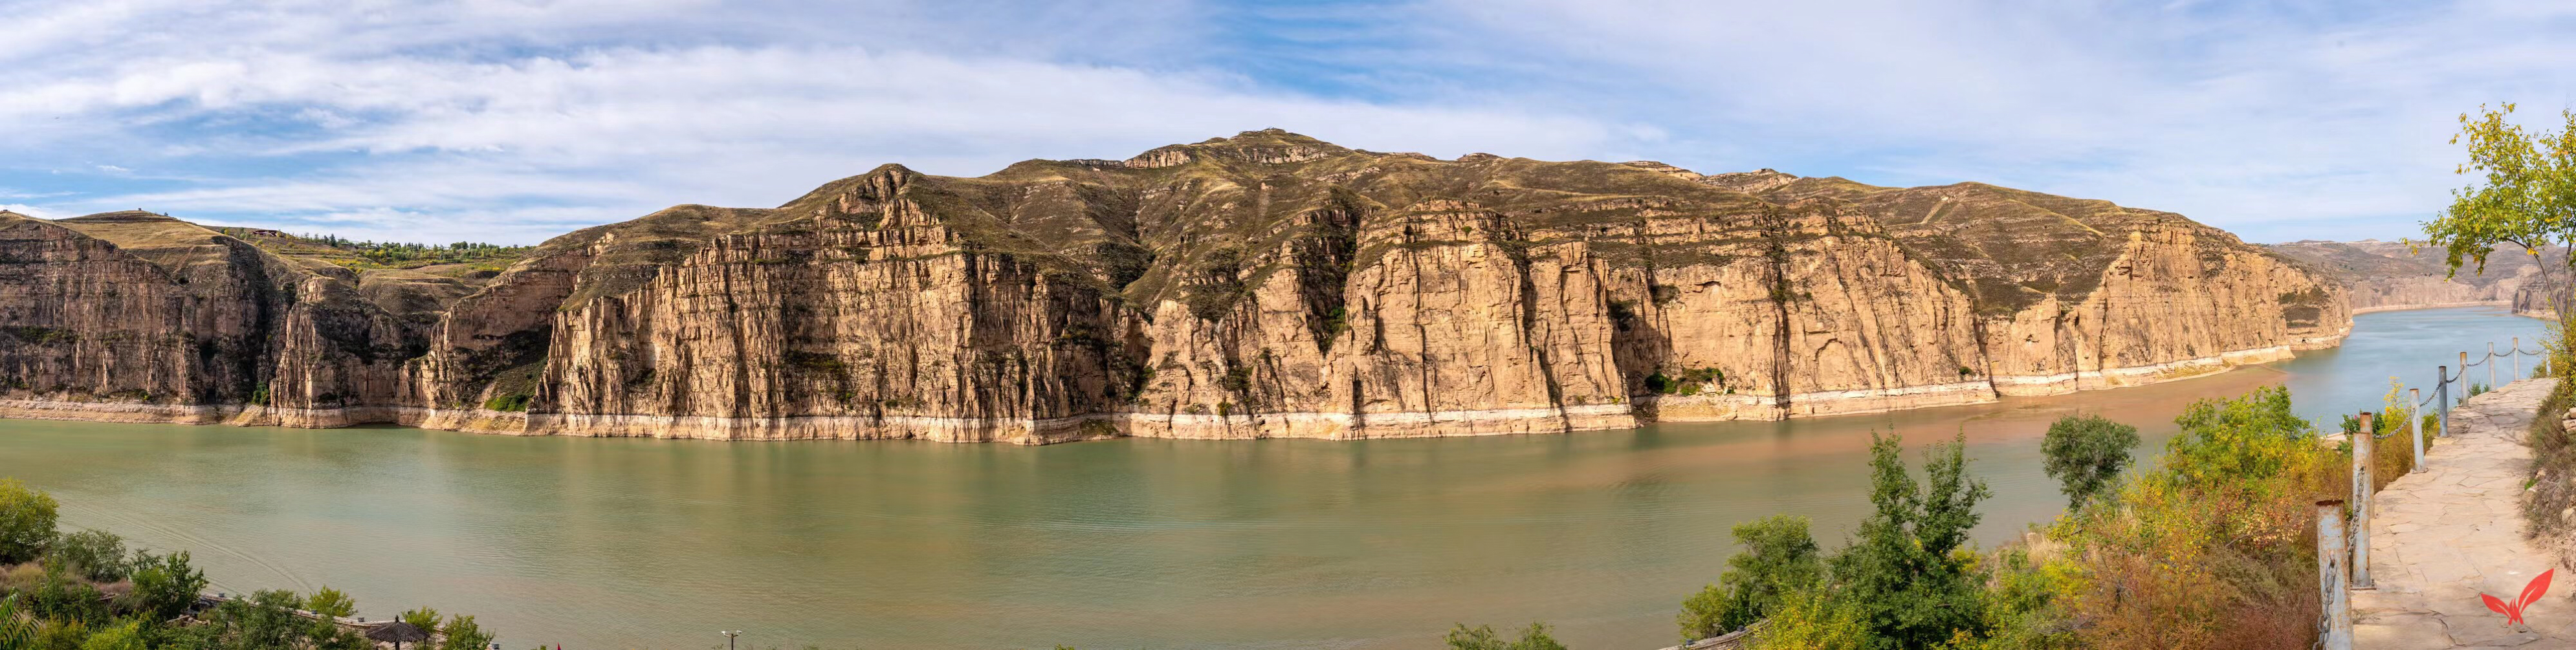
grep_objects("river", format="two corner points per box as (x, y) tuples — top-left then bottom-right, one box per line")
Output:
(0, 306), (2544, 649)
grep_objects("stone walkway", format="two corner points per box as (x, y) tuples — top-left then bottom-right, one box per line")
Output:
(2357, 378), (2571, 649)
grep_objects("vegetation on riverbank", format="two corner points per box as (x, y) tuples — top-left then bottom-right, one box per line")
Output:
(1649, 385), (2371, 649)
(0, 479), (499, 650)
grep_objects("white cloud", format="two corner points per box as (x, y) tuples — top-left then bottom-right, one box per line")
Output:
(1, 0), (2568, 244)
(0, 204), (64, 219)
(1421, 0), (2576, 241)
(0, 1), (1646, 243)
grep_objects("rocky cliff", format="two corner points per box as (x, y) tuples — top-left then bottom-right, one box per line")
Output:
(2263, 239), (2558, 314)
(0, 131), (2353, 442)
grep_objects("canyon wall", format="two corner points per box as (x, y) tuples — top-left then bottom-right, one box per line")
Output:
(0, 131), (2354, 442)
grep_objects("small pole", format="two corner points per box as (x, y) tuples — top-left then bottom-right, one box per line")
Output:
(2438, 365), (2452, 437)
(2319, 499), (2353, 649)
(2463, 351), (2472, 393)
(2410, 389), (2425, 473)
(2490, 343), (2498, 388)
(2352, 411), (2374, 590)
(2515, 336), (2523, 380)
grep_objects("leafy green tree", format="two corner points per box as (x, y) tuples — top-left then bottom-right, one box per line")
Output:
(73, 620), (142, 650)
(1679, 515), (1823, 640)
(0, 479), (58, 565)
(305, 587), (357, 618)
(399, 607), (442, 634)
(122, 551), (208, 622)
(1829, 431), (1992, 649)
(439, 614), (494, 650)
(2421, 103), (2576, 359)
(225, 590), (310, 650)
(2164, 385), (2317, 488)
(2040, 415), (2141, 508)
(1442, 622), (1567, 650)
(45, 530), (129, 583)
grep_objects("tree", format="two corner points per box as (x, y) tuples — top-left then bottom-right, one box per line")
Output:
(2040, 415), (2141, 508)
(0, 479), (58, 565)
(2421, 103), (2576, 359)
(1442, 622), (1567, 650)
(305, 587), (357, 618)
(1829, 431), (1992, 649)
(2164, 385), (2317, 488)
(46, 530), (129, 582)
(122, 551), (208, 622)
(1679, 515), (1823, 640)
(439, 614), (494, 650)
(399, 607), (442, 634)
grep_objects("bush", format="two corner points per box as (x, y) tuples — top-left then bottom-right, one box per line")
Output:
(1746, 589), (1867, 649)
(1679, 515), (1823, 640)
(46, 530), (129, 583)
(28, 572), (109, 627)
(305, 586), (357, 618)
(76, 619), (144, 650)
(2163, 385), (2318, 489)
(0, 479), (59, 565)
(122, 551), (208, 622)
(2057, 385), (2339, 649)
(2040, 415), (2140, 508)
(1442, 622), (1565, 650)
(440, 614), (494, 650)
(400, 607), (443, 634)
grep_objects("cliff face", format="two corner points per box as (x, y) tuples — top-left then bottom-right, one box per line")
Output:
(0, 131), (2355, 442)
(2263, 240), (2559, 314)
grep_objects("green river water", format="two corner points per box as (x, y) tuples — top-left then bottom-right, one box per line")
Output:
(0, 307), (2545, 649)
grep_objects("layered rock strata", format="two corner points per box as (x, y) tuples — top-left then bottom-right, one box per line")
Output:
(0, 131), (2352, 442)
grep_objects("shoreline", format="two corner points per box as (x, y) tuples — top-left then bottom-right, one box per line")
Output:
(0, 339), (2342, 445)
(2352, 300), (2511, 314)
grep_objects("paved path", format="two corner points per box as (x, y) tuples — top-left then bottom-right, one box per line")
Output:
(2356, 378), (2570, 649)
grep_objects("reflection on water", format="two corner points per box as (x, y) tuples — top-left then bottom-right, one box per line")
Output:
(0, 307), (2543, 649)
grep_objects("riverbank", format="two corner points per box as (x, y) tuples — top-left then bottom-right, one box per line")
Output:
(0, 341), (2340, 444)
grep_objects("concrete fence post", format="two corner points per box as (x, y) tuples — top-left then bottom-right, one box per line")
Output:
(2352, 411), (2373, 590)
(2463, 351), (2472, 391)
(2515, 336), (2523, 380)
(2318, 499), (2353, 649)
(2491, 343), (2498, 388)
(2410, 388), (2425, 473)
(2438, 365), (2452, 438)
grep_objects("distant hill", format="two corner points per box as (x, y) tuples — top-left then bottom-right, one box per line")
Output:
(2265, 239), (2561, 315)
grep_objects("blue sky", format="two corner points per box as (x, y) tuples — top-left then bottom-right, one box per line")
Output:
(3, 0), (2572, 244)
